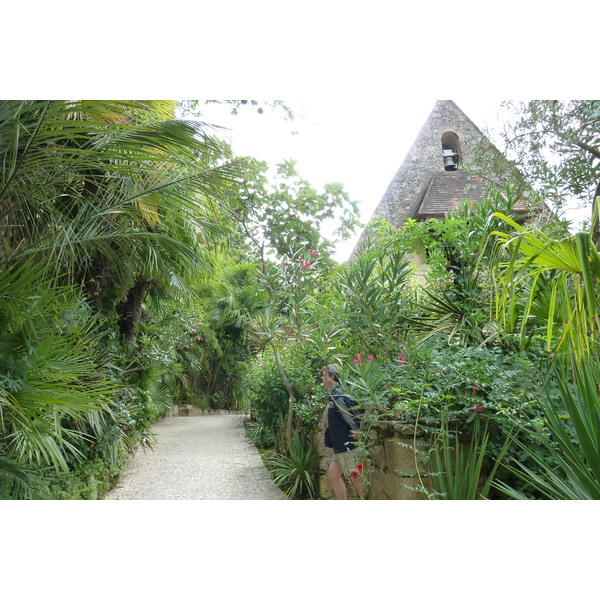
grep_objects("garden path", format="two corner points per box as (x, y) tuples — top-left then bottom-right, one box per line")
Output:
(104, 413), (284, 500)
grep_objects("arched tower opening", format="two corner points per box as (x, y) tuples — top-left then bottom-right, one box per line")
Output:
(441, 131), (461, 171)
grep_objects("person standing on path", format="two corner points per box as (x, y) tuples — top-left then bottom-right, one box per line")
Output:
(321, 364), (362, 500)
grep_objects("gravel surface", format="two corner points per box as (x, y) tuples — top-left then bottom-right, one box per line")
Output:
(104, 414), (284, 500)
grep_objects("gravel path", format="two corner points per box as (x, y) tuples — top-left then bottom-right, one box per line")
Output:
(104, 414), (284, 500)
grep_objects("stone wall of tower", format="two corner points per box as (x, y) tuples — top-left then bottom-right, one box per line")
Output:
(371, 100), (487, 227)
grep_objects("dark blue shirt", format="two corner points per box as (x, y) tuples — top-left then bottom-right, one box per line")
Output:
(324, 383), (359, 453)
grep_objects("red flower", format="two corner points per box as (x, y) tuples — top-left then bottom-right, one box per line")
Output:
(397, 354), (405, 366)
(353, 432), (359, 440)
(350, 470), (359, 479)
(477, 406), (484, 413)
(356, 463), (364, 472)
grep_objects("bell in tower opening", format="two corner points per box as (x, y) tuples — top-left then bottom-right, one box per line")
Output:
(442, 147), (459, 171)
(441, 131), (461, 171)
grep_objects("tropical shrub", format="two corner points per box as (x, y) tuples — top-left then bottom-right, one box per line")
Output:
(266, 431), (322, 499)
(428, 414), (510, 500)
(245, 345), (322, 446)
(494, 357), (600, 499)
(0, 100), (242, 498)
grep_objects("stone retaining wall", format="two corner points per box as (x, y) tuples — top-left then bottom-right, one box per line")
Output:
(317, 419), (432, 500)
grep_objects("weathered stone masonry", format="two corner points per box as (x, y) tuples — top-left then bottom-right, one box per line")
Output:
(372, 100), (500, 226)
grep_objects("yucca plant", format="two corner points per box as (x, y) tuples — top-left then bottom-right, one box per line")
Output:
(266, 431), (322, 499)
(428, 416), (510, 500)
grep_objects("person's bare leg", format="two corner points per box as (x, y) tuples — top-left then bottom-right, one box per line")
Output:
(351, 475), (362, 499)
(327, 460), (347, 500)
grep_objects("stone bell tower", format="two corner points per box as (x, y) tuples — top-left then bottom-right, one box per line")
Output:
(369, 100), (527, 227)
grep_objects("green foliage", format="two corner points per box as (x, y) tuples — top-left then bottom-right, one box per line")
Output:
(496, 357), (600, 499)
(428, 416), (510, 500)
(0, 100), (249, 497)
(0, 262), (115, 473)
(492, 213), (600, 361)
(32, 456), (124, 500)
(222, 158), (360, 261)
(0, 449), (36, 499)
(335, 230), (415, 360)
(390, 340), (557, 444)
(500, 100), (600, 211)
(245, 346), (321, 443)
(266, 431), (322, 499)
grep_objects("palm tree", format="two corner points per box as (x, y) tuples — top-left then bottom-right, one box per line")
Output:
(1, 100), (243, 334)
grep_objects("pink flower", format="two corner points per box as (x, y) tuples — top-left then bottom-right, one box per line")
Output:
(356, 353), (361, 359)
(398, 354), (405, 366)
(367, 356), (373, 361)
(477, 406), (484, 413)
(353, 359), (359, 364)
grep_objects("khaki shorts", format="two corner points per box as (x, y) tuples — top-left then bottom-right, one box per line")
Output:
(331, 448), (360, 477)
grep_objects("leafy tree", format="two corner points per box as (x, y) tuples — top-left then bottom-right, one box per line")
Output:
(222, 158), (360, 262)
(500, 100), (600, 244)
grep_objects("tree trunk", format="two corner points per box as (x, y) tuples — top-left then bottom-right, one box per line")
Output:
(270, 341), (295, 448)
(117, 276), (148, 340)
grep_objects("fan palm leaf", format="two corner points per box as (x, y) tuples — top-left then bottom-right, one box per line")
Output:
(492, 212), (600, 360)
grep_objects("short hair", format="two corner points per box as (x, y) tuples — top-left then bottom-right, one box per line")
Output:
(323, 364), (340, 382)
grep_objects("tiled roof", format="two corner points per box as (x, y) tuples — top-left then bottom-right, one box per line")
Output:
(417, 170), (528, 220)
